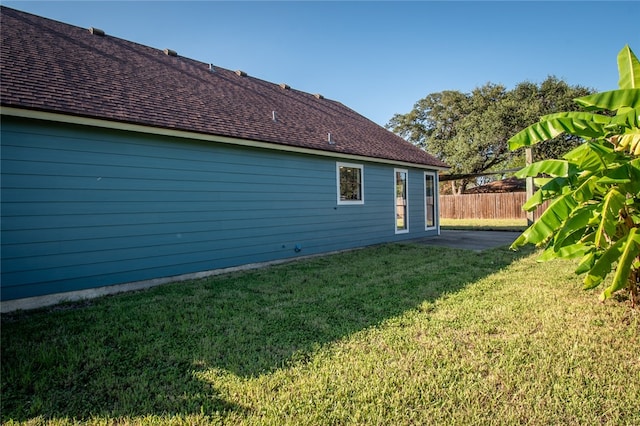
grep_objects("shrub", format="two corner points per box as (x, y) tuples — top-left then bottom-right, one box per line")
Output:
(509, 45), (640, 306)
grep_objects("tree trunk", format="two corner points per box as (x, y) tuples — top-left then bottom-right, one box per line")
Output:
(459, 179), (469, 194)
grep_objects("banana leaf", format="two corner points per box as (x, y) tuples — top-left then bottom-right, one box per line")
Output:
(508, 117), (606, 150)
(601, 228), (640, 300)
(539, 242), (590, 262)
(609, 107), (640, 128)
(521, 178), (572, 212)
(510, 192), (578, 249)
(575, 251), (597, 275)
(583, 235), (627, 290)
(541, 177), (572, 192)
(575, 89), (640, 111)
(542, 111), (612, 124)
(596, 163), (633, 185)
(619, 161), (640, 197)
(533, 177), (554, 188)
(629, 158), (640, 180)
(553, 204), (597, 249)
(563, 141), (615, 172)
(617, 45), (640, 90)
(521, 189), (544, 212)
(514, 159), (576, 178)
(594, 189), (626, 249)
(571, 175), (599, 203)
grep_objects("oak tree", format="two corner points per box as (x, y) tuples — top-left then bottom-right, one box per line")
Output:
(387, 77), (592, 193)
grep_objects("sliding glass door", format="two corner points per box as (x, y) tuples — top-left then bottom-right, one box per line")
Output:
(425, 172), (437, 230)
(395, 169), (408, 233)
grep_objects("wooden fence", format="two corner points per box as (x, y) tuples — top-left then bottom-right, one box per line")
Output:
(439, 193), (549, 220)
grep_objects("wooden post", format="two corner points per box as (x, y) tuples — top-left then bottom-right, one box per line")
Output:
(526, 147), (534, 226)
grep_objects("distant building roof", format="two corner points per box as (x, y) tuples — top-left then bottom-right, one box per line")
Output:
(0, 6), (447, 169)
(464, 177), (526, 194)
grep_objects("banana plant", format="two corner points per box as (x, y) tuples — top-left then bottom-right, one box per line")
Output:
(509, 45), (640, 306)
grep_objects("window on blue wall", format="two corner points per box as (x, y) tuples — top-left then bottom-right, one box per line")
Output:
(425, 171), (437, 230)
(337, 162), (364, 205)
(395, 169), (408, 233)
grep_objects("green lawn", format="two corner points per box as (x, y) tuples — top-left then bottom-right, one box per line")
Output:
(2, 242), (639, 425)
(440, 218), (528, 231)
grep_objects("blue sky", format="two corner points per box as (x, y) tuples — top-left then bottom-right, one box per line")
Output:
(4, 1), (639, 126)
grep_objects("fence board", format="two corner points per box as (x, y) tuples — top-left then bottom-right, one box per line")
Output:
(440, 193), (548, 220)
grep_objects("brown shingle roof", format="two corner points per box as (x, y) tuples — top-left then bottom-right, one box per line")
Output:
(464, 177), (526, 194)
(0, 7), (447, 168)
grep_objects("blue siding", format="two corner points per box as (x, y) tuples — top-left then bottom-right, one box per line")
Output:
(1, 117), (439, 300)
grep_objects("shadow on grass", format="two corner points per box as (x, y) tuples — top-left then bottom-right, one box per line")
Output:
(1, 243), (533, 422)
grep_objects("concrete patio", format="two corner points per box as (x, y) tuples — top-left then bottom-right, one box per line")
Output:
(412, 230), (521, 251)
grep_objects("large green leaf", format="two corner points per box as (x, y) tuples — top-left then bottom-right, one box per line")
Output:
(508, 117), (606, 150)
(594, 189), (626, 248)
(514, 159), (576, 178)
(542, 111), (612, 124)
(601, 228), (640, 300)
(553, 204), (597, 248)
(617, 45), (640, 90)
(575, 89), (640, 111)
(539, 242), (590, 262)
(609, 107), (640, 128)
(583, 236), (627, 290)
(521, 177), (573, 212)
(533, 177), (554, 187)
(597, 162), (635, 185)
(508, 121), (564, 150)
(521, 188), (544, 212)
(563, 140), (614, 172)
(510, 192), (578, 248)
(619, 159), (640, 196)
(571, 175), (599, 203)
(539, 177), (572, 193)
(575, 251), (597, 275)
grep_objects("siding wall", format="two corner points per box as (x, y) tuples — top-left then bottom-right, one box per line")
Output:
(1, 117), (439, 301)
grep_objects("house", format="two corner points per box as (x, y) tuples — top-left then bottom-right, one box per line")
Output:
(0, 7), (448, 310)
(463, 177), (526, 194)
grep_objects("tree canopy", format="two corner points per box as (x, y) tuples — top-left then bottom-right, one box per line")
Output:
(386, 77), (593, 194)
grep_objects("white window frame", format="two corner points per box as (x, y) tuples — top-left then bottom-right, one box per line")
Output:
(336, 162), (364, 205)
(424, 171), (438, 231)
(394, 168), (409, 234)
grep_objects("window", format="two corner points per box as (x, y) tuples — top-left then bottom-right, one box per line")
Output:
(425, 172), (437, 230)
(395, 169), (408, 233)
(337, 162), (364, 205)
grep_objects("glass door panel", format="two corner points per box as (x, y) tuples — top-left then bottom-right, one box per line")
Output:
(425, 172), (436, 229)
(395, 170), (408, 233)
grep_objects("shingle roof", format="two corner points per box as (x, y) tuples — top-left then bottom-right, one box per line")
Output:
(0, 6), (447, 168)
(464, 177), (526, 194)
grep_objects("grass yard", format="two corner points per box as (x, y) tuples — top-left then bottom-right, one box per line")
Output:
(440, 218), (529, 231)
(2, 242), (639, 425)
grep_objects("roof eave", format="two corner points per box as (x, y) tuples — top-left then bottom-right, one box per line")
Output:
(1, 106), (449, 171)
